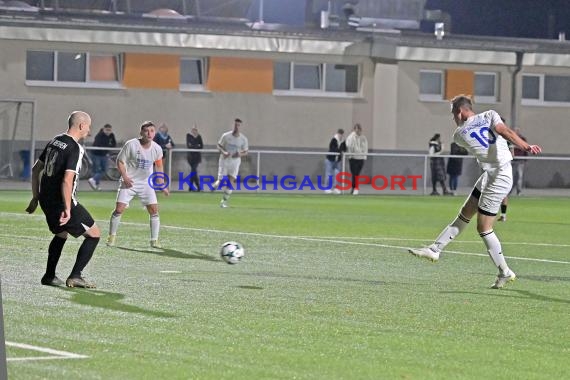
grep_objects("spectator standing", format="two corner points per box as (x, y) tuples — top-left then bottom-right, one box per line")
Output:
(429, 133), (451, 195)
(446, 141), (468, 195)
(186, 125), (203, 191)
(345, 123), (368, 195)
(324, 128), (345, 194)
(88, 123), (116, 191)
(512, 128), (528, 195)
(154, 123), (175, 173)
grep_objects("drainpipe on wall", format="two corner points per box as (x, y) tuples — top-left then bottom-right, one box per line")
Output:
(510, 51), (524, 128)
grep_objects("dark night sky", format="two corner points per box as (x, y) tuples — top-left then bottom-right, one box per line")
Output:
(423, 0), (570, 39)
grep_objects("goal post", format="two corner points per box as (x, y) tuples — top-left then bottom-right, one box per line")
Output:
(0, 99), (36, 181)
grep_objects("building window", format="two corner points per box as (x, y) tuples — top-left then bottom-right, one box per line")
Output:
(325, 64), (358, 93)
(474, 72), (498, 103)
(274, 61), (360, 97)
(273, 62), (291, 90)
(90, 54), (120, 82)
(26, 50), (122, 88)
(419, 70), (444, 101)
(522, 74), (570, 105)
(293, 63), (321, 90)
(544, 75), (570, 102)
(58, 52), (86, 82)
(180, 57), (207, 91)
(26, 51), (54, 81)
(522, 75), (540, 100)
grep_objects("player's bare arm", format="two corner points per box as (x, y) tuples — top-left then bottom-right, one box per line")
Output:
(59, 170), (75, 225)
(495, 123), (542, 155)
(26, 159), (44, 214)
(154, 159), (170, 196)
(117, 160), (133, 188)
(218, 143), (230, 158)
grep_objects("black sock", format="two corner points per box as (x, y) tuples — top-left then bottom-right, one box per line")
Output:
(70, 236), (100, 278)
(501, 204), (507, 214)
(46, 236), (66, 278)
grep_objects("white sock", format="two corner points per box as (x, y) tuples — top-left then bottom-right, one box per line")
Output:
(222, 189), (232, 202)
(109, 212), (121, 236)
(480, 230), (510, 274)
(150, 214), (160, 241)
(429, 214), (470, 252)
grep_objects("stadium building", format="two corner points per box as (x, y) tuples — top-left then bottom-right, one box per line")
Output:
(1, 0), (569, 188)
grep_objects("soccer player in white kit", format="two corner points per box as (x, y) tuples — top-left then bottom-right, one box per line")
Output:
(106, 121), (169, 248)
(409, 95), (542, 289)
(212, 118), (249, 208)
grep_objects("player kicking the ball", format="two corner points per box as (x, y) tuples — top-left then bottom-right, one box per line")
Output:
(408, 95), (542, 289)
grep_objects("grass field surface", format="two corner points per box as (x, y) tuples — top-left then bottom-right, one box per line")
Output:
(0, 190), (568, 379)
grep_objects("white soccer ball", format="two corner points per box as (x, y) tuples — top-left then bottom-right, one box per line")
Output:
(220, 241), (245, 264)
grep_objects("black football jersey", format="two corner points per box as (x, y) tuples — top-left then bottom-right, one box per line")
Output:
(38, 133), (83, 207)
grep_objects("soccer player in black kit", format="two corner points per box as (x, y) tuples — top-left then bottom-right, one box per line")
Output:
(26, 111), (101, 288)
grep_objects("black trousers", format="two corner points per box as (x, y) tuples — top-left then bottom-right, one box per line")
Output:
(349, 159), (365, 189)
(189, 161), (201, 191)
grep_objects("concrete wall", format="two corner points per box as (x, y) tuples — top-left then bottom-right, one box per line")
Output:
(0, 40), (369, 152)
(1, 34), (569, 173)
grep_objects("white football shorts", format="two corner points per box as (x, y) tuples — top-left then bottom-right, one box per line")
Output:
(116, 181), (158, 207)
(217, 157), (241, 179)
(473, 163), (513, 215)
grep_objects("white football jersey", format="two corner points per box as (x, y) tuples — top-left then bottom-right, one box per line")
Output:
(453, 110), (512, 171)
(218, 131), (249, 158)
(117, 138), (163, 184)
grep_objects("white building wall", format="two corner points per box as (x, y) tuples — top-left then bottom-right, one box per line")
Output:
(0, 39), (365, 150)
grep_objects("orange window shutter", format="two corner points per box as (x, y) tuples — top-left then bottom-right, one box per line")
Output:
(207, 57), (273, 93)
(90, 55), (117, 81)
(123, 53), (179, 89)
(445, 70), (474, 100)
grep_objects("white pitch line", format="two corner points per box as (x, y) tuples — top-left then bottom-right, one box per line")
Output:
(142, 223), (570, 265)
(292, 235), (570, 248)
(1, 213), (568, 265)
(8, 356), (85, 362)
(6, 341), (88, 362)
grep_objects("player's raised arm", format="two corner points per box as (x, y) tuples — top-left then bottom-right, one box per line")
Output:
(495, 122), (542, 155)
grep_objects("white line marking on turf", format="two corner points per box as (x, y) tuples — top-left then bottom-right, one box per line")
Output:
(6, 341), (88, 362)
(293, 235), (570, 248)
(160, 270), (182, 274)
(148, 223), (569, 265)
(1, 212), (568, 265)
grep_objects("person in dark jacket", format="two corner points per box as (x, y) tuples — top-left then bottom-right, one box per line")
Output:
(429, 133), (451, 195)
(88, 123), (116, 191)
(446, 142), (468, 195)
(154, 123), (175, 173)
(324, 128), (346, 194)
(186, 125), (203, 191)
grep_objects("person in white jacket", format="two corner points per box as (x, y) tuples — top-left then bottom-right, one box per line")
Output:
(345, 123), (368, 195)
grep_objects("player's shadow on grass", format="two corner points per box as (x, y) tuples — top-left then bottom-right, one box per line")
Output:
(229, 271), (384, 287)
(62, 288), (176, 318)
(115, 246), (218, 261)
(440, 290), (569, 304)
(519, 274), (570, 282)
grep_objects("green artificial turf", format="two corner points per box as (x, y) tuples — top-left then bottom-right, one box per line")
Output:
(0, 191), (568, 379)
